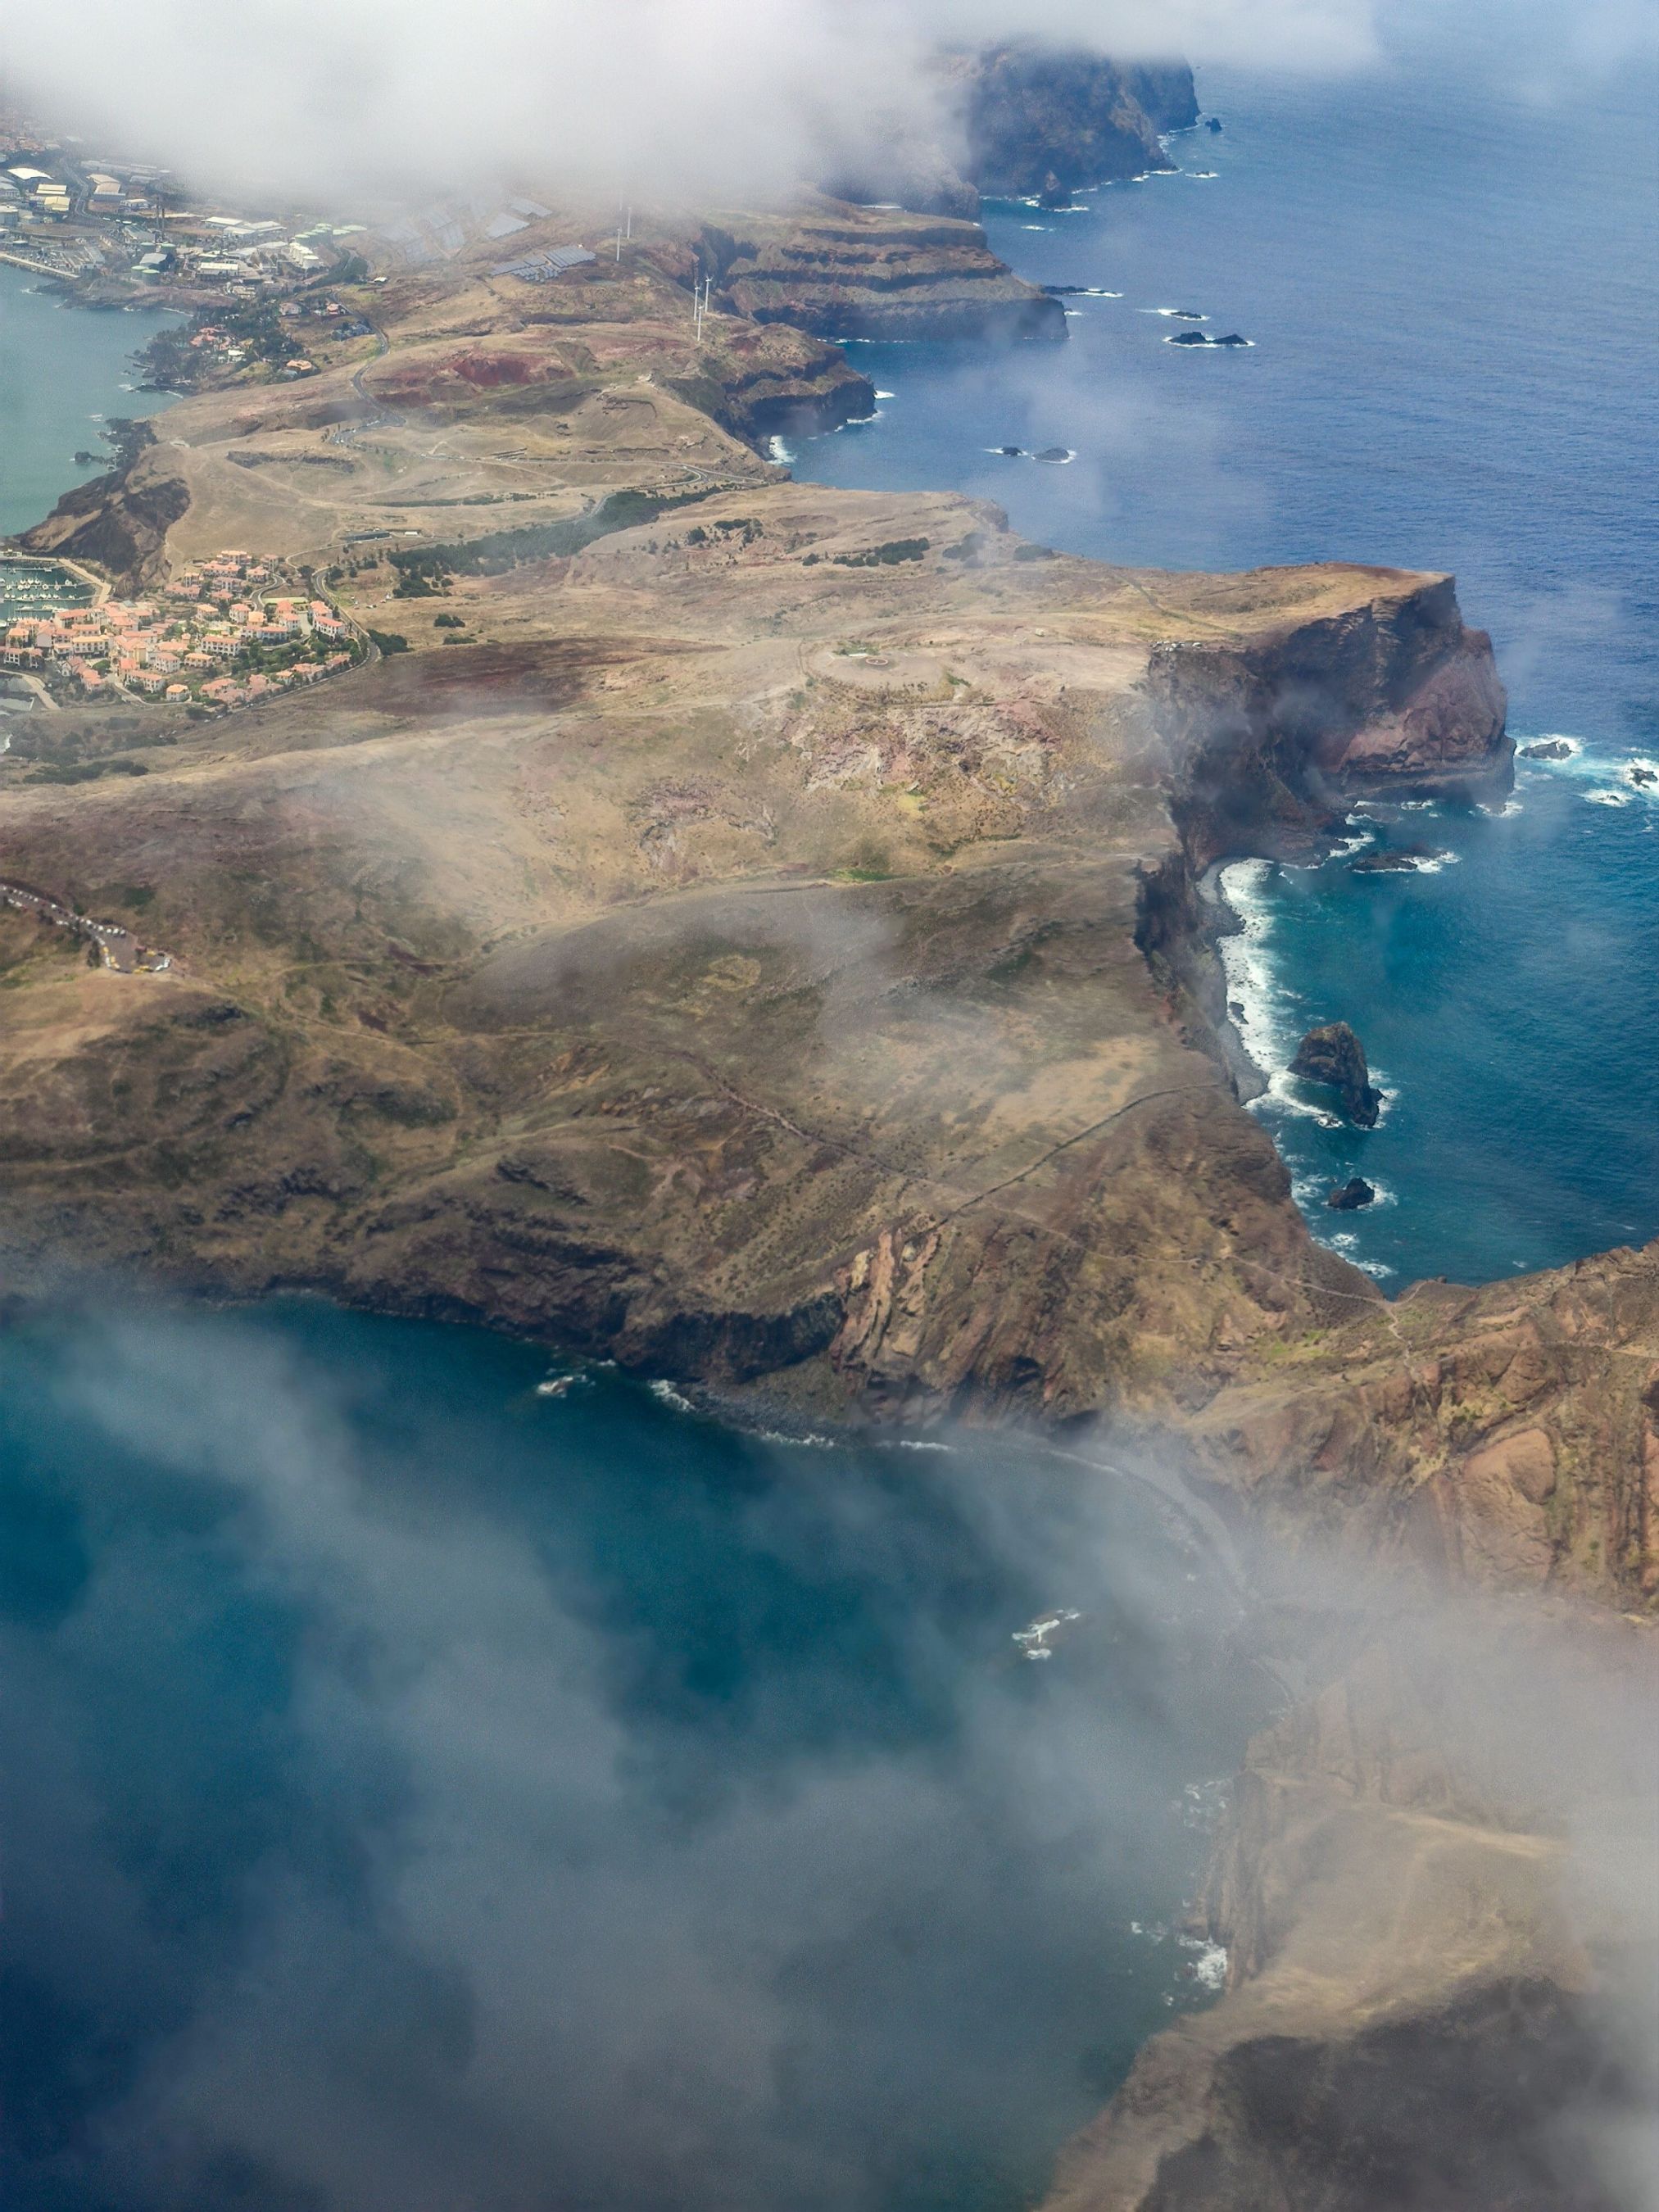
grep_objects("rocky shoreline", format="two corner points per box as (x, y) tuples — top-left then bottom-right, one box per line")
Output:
(2, 170), (1653, 2212)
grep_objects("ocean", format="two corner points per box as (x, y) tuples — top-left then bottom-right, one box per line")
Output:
(0, 1298), (1259, 2208)
(0, 261), (178, 538)
(796, 57), (1659, 1286)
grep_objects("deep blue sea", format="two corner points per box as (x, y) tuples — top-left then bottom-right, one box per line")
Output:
(797, 59), (1659, 1287)
(0, 1299), (1259, 2210)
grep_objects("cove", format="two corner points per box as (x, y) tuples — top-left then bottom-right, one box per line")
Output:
(0, 261), (179, 540)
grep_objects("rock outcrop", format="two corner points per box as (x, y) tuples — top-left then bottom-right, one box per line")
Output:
(1290, 1022), (1381, 1126)
(946, 46), (1199, 202)
(1149, 573), (1512, 864)
(1326, 1176), (1375, 1209)
(702, 202), (1065, 342)
(826, 45), (1199, 217)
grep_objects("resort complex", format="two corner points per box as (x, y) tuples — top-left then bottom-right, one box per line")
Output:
(0, 554), (360, 709)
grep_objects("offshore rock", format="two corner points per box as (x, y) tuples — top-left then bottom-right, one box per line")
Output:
(1351, 843), (1435, 872)
(1291, 1022), (1381, 1126)
(1326, 1176), (1376, 1210)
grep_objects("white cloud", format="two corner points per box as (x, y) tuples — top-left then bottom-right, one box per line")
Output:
(8, 0), (1373, 206)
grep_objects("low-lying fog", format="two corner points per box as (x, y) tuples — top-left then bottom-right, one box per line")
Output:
(0, 1297), (1265, 2212)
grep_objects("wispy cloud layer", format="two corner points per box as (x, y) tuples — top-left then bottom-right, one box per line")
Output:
(8, 0), (1648, 206)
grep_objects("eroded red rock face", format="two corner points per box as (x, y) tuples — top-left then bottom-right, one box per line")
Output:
(1148, 574), (1512, 864)
(1334, 625), (1509, 786)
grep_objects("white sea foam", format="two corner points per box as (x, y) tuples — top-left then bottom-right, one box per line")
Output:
(1398, 798), (1439, 812)
(1320, 1228), (1394, 1278)
(1178, 1938), (1230, 1991)
(1142, 306), (1208, 319)
(767, 436), (796, 465)
(873, 389), (895, 400)
(755, 1427), (836, 1449)
(1585, 787), (1632, 808)
(882, 1438), (954, 1453)
(648, 1379), (696, 1413)
(1215, 859), (1326, 1121)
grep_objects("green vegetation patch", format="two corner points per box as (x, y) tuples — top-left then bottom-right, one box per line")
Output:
(29, 758), (150, 786)
(827, 539), (929, 569)
(387, 489), (717, 588)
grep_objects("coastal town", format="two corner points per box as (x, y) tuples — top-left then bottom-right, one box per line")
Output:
(0, 553), (362, 710)
(0, 106), (365, 308)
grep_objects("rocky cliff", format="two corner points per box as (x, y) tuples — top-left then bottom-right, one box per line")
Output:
(20, 422), (189, 594)
(700, 202), (1066, 342)
(830, 47), (1200, 216)
(948, 46), (1199, 203)
(1044, 1589), (1658, 2211)
(1040, 1231), (1659, 2209)
(1147, 573), (1512, 865)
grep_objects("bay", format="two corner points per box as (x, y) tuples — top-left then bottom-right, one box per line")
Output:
(0, 260), (179, 540)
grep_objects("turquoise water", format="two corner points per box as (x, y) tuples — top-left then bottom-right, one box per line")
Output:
(0, 261), (179, 538)
(0, 1299), (1262, 2209)
(798, 60), (1659, 1286)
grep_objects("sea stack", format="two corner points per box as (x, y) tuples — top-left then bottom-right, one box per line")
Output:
(1291, 1022), (1382, 1126)
(1326, 1176), (1376, 1210)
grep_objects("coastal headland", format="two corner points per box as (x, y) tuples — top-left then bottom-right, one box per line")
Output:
(3, 175), (1654, 2211)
